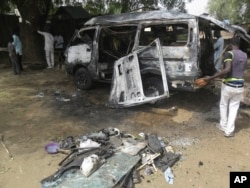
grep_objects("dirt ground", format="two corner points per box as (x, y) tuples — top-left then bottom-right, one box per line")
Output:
(0, 57), (250, 188)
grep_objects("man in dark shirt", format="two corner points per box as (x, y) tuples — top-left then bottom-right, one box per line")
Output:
(204, 37), (247, 137)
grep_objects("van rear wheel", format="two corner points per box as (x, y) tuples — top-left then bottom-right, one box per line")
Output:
(75, 68), (93, 90)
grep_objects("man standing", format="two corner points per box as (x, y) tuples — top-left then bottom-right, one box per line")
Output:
(54, 33), (64, 68)
(12, 30), (23, 71)
(37, 30), (54, 69)
(54, 33), (64, 50)
(8, 37), (21, 75)
(204, 37), (247, 137)
(213, 30), (224, 72)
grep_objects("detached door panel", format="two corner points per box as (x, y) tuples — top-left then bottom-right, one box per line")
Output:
(108, 38), (169, 108)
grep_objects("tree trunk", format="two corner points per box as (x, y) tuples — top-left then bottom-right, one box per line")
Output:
(16, 0), (51, 65)
(20, 22), (44, 63)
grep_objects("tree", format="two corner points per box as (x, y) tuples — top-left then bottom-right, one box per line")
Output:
(207, 0), (250, 24)
(0, 0), (190, 62)
(0, 0), (52, 29)
(240, 0), (250, 23)
(0, 0), (53, 62)
(83, 0), (188, 15)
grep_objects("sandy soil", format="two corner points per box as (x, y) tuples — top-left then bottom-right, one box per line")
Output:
(0, 59), (250, 188)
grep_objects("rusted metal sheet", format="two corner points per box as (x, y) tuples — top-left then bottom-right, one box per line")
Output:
(41, 152), (140, 188)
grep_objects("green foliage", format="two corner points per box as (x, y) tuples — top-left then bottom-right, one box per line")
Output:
(0, 0), (190, 27)
(0, 0), (190, 17)
(241, 0), (250, 23)
(83, 0), (188, 15)
(207, 0), (250, 24)
(0, 0), (52, 16)
(84, 0), (109, 15)
(0, 0), (13, 13)
(161, 0), (186, 12)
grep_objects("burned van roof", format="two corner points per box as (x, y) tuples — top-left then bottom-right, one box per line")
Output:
(84, 10), (250, 42)
(199, 13), (250, 42)
(84, 10), (196, 26)
(198, 13), (235, 32)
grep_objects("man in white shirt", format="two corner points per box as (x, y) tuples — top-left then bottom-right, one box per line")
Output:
(37, 30), (54, 68)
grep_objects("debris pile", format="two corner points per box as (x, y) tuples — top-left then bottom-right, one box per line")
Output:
(41, 128), (181, 187)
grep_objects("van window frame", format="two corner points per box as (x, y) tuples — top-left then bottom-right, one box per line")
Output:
(137, 21), (190, 47)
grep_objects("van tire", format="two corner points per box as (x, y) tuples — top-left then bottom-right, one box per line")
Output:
(143, 77), (164, 97)
(75, 68), (93, 90)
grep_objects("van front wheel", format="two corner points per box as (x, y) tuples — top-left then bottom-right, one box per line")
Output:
(143, 77), (164, 97)
(75, 68), (93, 90)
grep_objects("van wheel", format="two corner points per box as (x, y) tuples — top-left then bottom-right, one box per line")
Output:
(75, 68), (93, 90)
(143, 77), (164, 97)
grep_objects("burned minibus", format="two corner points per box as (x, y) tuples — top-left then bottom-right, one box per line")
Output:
(64, 10), (250, 108)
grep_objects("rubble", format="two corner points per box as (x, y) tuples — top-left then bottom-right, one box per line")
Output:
(41, 128), (181, 187)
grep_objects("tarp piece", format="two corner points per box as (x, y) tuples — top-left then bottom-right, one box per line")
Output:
(41, 152), (140, 188)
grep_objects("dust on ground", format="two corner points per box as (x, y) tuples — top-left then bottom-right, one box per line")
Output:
(0, 59), (250, 188)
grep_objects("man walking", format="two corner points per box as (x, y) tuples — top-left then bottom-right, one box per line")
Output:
(204, 37), (247, 137)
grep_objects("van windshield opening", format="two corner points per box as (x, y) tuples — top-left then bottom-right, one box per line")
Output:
(99, 26), (137, 63)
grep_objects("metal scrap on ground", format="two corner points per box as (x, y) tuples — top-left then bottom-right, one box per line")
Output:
(41, 127), (181, 187)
